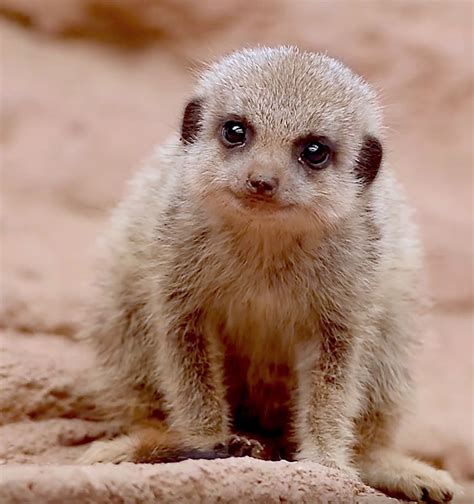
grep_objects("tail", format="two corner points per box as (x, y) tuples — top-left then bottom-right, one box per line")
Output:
(79, 424), (232, 464)
(131, 426), (232, 463)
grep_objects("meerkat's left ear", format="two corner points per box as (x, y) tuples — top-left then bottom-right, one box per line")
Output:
(355, 135), (383, 186)
(180, 98), (204, 145)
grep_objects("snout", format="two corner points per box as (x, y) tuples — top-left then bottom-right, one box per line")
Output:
(245, 174), (279, 198)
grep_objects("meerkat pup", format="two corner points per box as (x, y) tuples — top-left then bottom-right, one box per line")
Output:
(79, 47), (459, 502)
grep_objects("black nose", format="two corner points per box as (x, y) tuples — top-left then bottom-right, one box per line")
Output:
(246, 175), (279, 197)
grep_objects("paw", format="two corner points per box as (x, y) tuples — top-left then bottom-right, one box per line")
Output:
(78, 436), (137, 464)
(388, 466), (459, 503)
(296, 449), (360, 481)
(213, 435), (266, 459)
(360, 452), (461, 503)
(323, 460), (360, 481)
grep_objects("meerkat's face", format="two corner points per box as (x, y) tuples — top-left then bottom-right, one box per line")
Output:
(179, 47), (383, 232)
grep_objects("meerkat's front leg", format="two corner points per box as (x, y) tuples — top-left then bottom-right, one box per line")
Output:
(153, 313), (231, 445)
(295, 317), (361, 479)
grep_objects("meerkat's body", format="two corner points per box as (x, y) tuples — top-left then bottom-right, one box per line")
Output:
(80, 47), (458, 502)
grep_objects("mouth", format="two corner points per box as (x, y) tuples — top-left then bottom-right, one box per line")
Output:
(227, 190), (292, 214)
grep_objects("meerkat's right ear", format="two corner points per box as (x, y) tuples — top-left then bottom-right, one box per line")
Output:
(180, 98), (204, 145)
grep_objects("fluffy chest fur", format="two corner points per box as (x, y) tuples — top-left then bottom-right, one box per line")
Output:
(197, 227), (322, 357)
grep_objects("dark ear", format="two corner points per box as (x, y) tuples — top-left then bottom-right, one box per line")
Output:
(180, 98), (203, 145)
(355, 135), (383, 187)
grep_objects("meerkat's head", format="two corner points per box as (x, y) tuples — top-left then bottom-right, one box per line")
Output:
(178, 46), (383, 233)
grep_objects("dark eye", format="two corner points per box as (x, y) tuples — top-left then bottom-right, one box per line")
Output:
(222, 121), (246, 147)
(299, 141), (331, 169)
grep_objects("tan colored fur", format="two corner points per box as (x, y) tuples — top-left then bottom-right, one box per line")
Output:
(79, 47), (459, 502)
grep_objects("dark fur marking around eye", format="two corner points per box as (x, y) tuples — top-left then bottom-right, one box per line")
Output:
(355, 135), (383, 186)
(180, 98), (203, 145)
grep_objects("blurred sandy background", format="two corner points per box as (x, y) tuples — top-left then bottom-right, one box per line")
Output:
(1, 0), (473, 496)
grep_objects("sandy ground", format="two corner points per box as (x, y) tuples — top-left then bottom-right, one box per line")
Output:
(1, 0), (473, 502)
